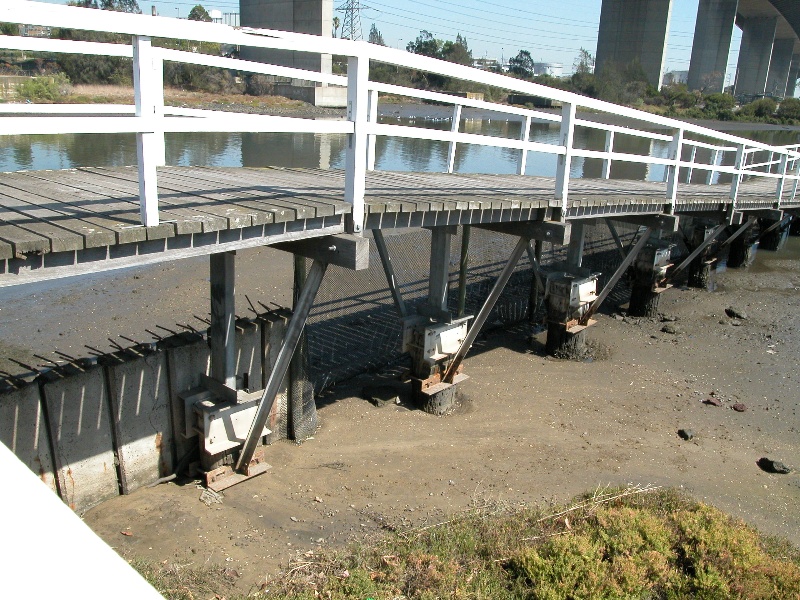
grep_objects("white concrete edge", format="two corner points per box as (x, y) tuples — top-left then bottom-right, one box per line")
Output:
(0, 441), (163, 599)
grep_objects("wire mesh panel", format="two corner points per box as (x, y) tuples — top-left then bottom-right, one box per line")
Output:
(303, 222), (656, 393)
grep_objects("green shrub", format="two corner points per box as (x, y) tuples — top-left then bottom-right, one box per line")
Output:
(16, 73), (72, 101)
(740, 97), (778, 119)
(777, 97), (800, 120)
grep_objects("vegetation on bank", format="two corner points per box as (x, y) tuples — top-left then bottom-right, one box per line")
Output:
(132, 487), (800, 599)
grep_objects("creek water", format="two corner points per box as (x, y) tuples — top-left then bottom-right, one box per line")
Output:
(2, 114), (798, 184)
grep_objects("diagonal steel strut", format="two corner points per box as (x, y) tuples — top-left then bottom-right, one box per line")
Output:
(443, 235), (529, 384)
(372, 229), (407, 318)
(235, 259), (328, 473)
(666, 224), (726, 283)
(580, 226), (654, 326)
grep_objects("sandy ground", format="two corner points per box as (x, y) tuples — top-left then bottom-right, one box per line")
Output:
(45, 238), (798, 593)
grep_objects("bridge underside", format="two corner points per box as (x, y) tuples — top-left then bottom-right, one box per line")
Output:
(0, 166), (790, 286)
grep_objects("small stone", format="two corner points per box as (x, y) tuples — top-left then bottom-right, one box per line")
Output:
(660, 314), (678, 322)
(614, 314), (624, 321)
(678, 428), (695, 441)
(703, 398), (723, 407)
(290, 516), (299, 522)
(725, 306), (747, 320)
(662, 324), (681, 335)
(730, 320), (742, 327)
(314, 496), (323, 503)
(362, 383), (403, 408)
(732, 403), (747, 412)
(757, 458), (792, 474)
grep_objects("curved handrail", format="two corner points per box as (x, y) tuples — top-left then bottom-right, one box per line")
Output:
(1, 1), (799, 228)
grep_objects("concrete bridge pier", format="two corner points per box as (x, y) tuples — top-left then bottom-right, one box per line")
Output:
(596, 0), (673, 89)
(787, 55), (800, 97)
(767, 38), (796, 97)
(735, 16), (778, 97)
(687, 0), (738, 93)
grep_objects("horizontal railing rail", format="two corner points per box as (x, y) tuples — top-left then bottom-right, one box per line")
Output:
(1, 1), (799, 231)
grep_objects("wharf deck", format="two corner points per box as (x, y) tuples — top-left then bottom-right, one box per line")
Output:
(0, 165), (791, 286)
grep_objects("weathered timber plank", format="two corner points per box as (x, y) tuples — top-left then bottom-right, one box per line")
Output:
(0, 174), (143, 245)
(26, 170), (178, 240)
(158, 168), (309, 222)
(77, 167), (222, 234)
(145, 171), (278, 226)
(95, 167), (254, 230)
(5, 171), (169, 243)
(0, 187), (115, 248)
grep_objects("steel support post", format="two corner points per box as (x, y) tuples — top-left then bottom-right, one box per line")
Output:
(428, 227), (452, 312)
(373, 229), (407, 318)
(580, 227), (653, 325)
(209, 251), (237, 390)
(457, 225), (471, 318)
(566, 222), (585, 270)
(236, 260), (328, 472)
(527, 239), (544, 320)
(444, 236), (528, 383)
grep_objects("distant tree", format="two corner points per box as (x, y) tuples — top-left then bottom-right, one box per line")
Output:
(68, 1), (99, 7)
(1, 22), (19, 35)
(188, 5), (211, 22)
(406, 30), (441, 59)
(332, 16), (340, 38)
(777, 97), (800, 120)
(702, 93), (736, 120)
(99, 0), (141, 12)
(740, 97), (777, 119)
(573, 47), (595, 75)
(508, 50), (534, 78)
(368, 23), (385, 46)
(441, 33), (471, 65)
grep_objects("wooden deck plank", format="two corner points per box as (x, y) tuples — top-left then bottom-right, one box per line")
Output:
(6, 171), (172, 243)
(77, 168), (223, 234)
(26, 169), (183, 239)
(159, 167), (312, 221)
(0, 186), (115, 249)
(0, 174), (148, 246)
(94, 167), (256, 230)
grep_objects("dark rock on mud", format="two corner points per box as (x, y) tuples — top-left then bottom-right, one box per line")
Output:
(725, 306), (748, 320)
(662, 324), (682, 335)
(757, 458), (792, 474)
(732, 403), (747, 412)
(678, 428), (695, 441)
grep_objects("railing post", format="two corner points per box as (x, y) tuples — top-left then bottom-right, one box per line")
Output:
(366, 88), (378, 171)
(775, 151), (788, 205)
(517, 114), (532, 176)
(344, 55), (368, 234)
(730, 143), (746, 204)
(601, 129), (614, 179)
(665, 128), (684, 211)
(791, 158), (800, 202)
(446, 104), (462, 174)
(554, 101), (576, 214)
(133, 35), (160, 226)
(706, 148), (720, 185)
(685, 145), (697, 184)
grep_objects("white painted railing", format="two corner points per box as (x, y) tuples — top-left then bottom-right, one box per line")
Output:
(1, 1), (799, 232)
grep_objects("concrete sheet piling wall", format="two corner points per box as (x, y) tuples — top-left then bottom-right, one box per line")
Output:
(0, 385), (57, 493)
(104, 351), (173, 495)
(0, 311), (300, 513)
(42, 366), (120, 513)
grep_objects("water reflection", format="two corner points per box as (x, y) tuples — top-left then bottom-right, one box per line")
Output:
(0, 115), (795, 185)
